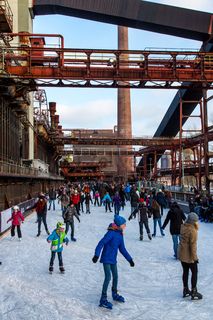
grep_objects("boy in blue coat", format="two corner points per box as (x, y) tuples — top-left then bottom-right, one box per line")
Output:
(92, 215), (135, 309)
(47, 222), (69, 273)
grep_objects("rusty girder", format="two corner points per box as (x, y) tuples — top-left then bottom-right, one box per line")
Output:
(1, 45), (213, 88)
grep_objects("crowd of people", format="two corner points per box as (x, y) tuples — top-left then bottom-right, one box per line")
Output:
(4, 180), (208, 308)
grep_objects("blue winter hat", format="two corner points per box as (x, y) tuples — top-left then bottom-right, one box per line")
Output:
(114, 215), (126, 226)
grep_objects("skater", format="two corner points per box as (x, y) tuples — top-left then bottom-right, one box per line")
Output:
(178, 212), (202, 300)
(113, 192), (121, 215)
(33, 194), (50, 237)
(84, 192), (93, 214)
(102, 192), (112, 213)
(128, 200), (152, 241)
(162, 202), (186, 259)
(94, 190), (100, 207)
(47, 222), (69, 274)
(151, 199), (165, 237)
(92, 215), (135, 309)
(48, 187), (57, 210)
(7, 205), (24, 241)
(63, 201), (80, 241)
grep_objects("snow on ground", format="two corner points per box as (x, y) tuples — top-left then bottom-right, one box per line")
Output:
(0, 201), (213, 320)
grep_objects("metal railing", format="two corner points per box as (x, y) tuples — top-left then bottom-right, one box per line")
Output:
(0, 161), (62, 180)
(0, 0), (13, 32)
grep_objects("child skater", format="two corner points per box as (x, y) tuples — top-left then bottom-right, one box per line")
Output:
(92, 215), (135, 309)
(7, 205), (24, 241)
(128, 199), (152, 241)
(47, 222), (69, 274)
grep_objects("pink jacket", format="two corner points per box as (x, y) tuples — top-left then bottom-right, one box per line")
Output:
(7, 211), (24, 226)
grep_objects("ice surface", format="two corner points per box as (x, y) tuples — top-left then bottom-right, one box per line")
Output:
(0, 202), (212, 320)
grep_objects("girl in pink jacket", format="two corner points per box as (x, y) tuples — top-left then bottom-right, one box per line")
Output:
(7, 205), (24, 241)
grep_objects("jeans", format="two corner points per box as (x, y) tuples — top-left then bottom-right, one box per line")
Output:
(50, 251), (63, 267)
(48, 199), (55, 210)
(153, 218), (164, 236)
(102, 263), (118, 296)
(181, 261), (198, 289)
(37, 214), (49, 235)
(114, 204), (121, 215)
(172, 234), (180, 258)
(65, 221), (74, 239)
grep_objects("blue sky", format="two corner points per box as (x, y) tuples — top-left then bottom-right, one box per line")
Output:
(33, 0), (213, 136)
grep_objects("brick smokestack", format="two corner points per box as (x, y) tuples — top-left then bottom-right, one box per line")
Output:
(117, 26), (133, 178)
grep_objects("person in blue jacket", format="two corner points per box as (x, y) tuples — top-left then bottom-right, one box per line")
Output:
(47, 222), (69, 274)
(92, 215), (135, 309)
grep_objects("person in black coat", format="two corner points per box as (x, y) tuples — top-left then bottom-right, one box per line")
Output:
(128, 200), (152, 241)
(162, 202), (186, 259)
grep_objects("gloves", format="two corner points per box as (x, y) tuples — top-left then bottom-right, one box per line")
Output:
(129, 259), (135, 267)
(92, 255), (98, 263)
(194, 260), (199, 264)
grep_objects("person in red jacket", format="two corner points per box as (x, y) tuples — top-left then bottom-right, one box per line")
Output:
(70, 190), (80, 215)
(7, 205), (24, 241)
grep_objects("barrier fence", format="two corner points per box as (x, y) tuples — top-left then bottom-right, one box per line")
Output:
(0, 198), (36, 235)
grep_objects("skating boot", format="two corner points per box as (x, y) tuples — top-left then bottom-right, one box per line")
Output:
(49, 266), (53, 274)
(112, 290), (125, 303)
(183, 287), (191, 298)
(71, 237), (76, 242)
(139, 235), (143, 241)
(99, 295), (113, 309)
(59, 266), (65, 274)
(148, 233), (152, 240)
(191, 288), (202, 300)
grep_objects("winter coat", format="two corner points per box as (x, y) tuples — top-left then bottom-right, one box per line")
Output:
(84, 194), (93, 204)
(151, 207), (161, 219)
(47, 229), (69, 252)
(102, 194), (112, 203)
(162, 206), (186, 235)
(7, 211), (24, 226)
(94, 223), (132, 264)
(60, 194), (70, 207)
(71, 193), (80, 205)
(130, 192), (139, 207)
(156, 192), (167, 207)
(34, 199), (47, 215)
(49, 189), (57, 200)
(178, 223), (198, 263)
(113, 194), (121, 206)
(129, 205), (149, 223)
(63, 206), (80, 223)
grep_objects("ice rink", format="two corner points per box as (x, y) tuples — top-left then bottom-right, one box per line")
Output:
(0, 201), (212, 320)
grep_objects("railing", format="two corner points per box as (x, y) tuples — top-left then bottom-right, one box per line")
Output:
(0, 0), (13, 32)
(0, 45), (212, 88)
(0, 161), (62, 180)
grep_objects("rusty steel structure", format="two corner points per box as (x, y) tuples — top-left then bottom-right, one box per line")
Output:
(0, 0), (213, 195)
(0, 44), (213, 87)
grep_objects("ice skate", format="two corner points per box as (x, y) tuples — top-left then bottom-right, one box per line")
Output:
(99, 295), (113, 309)
(59, 266), (65, 274)
(139, 235), (143, 241)
(183, 287), (191, 298)
(191, 288), (202, 300)
(71, 237), (76, 242)
(49, 266), (53, 274)
(112, 290), (125, 302)
(148, 233), (152, 240)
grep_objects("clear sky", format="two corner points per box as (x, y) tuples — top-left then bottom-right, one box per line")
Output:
(33, 0), (213, 136)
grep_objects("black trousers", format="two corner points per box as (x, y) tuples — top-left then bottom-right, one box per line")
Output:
(139, 221), (150, 236)
(50, 251), (63, 267)
(65, 221), (74, 239)
(37, 214), (49, 234)
(181, 261), (198, 289)
(11, 225), (22, 238)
